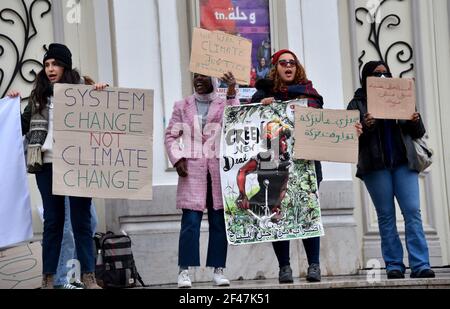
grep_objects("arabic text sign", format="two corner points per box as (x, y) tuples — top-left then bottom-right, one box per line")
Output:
(53, 84), (154, 200)
(367, 77), (416, 120)
(190, 27), (252, 85)
(294, 107), (360, 164)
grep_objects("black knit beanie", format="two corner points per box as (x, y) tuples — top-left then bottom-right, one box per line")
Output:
(43, 43), (72, 69)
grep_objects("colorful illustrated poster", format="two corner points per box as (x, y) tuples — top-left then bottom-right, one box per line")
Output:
(220, 100), (324, 245)
(200, 0), (272, 100)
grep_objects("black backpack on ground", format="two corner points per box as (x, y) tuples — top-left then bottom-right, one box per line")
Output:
(94, 231), (147, 288)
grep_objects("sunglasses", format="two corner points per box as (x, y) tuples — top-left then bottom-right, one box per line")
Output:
(278, 59), (297, 68)
(373, 72), (392, 78)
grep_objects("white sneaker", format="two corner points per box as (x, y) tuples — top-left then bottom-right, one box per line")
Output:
(177, 270), (192, 288)
(213, 268), (230, 287)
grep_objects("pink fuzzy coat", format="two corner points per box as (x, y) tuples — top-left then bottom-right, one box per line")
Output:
(165, 95), (239, 211)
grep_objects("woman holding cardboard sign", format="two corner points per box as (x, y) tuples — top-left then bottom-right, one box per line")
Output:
(165, 72), (238, 288)
(7, 43), (107, 289)
(247, 49), (325, 283)
(347, 61), (435, 279)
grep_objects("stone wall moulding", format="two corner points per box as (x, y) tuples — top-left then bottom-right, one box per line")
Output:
(0, 0), (52, 100)
(355, 0), (414, 81)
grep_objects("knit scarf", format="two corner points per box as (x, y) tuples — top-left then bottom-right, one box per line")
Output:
(26, 99), (49, 173)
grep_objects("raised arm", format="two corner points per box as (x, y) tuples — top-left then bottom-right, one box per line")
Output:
(236, 159), (258, 210)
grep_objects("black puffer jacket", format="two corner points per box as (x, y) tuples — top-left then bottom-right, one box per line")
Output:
(347, 88), (426, 179)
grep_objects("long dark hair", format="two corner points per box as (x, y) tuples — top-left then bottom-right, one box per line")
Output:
(30, 60), (81, 114)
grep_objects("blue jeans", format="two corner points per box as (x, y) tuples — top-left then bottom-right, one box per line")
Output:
(36, 164), (95, 275)
(363, 165), (431, 273)
(54, 198), (98, 285)
(178, 174), (228, 268)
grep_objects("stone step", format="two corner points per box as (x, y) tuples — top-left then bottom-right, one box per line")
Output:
(147, 268), (450, 289)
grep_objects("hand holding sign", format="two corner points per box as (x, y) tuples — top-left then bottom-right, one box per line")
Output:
(367, 77), (416, 120)
(6, 90), (21, 98)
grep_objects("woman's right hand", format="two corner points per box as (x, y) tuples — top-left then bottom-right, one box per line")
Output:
(7, 91), (21, 98)
(261, 97), (275, 106)
(174, 158), (188, 178)
(364, 113), (376, 128)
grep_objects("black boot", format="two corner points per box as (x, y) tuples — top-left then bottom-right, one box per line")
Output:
(306, 263), (321, 282)
(279, 265), (293, 284)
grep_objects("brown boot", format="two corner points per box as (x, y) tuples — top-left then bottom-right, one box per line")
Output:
(81, 273), (102, 289)
(41, 274), (54, 289)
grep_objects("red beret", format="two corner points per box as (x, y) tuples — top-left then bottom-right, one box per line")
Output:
(271, 49), (298, 65)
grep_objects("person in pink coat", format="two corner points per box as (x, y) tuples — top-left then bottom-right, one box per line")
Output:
(165, 72), (239, 288)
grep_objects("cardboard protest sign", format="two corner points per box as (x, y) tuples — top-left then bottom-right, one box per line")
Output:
(0, 97), (33, 248)
(293, 107), (360, 164)
(0, 242), (42, 289)
(220, 100), (324, 245)
(53, 84), (154, 200)
(367, 77), (416, 120)
(190, 27), (252, 85)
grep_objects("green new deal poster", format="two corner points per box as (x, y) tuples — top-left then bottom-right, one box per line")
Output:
(220, 100), (324, 245)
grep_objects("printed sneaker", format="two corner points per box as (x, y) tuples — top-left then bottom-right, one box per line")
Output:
(213, 268), (230, 287)
(54, 283), (83, 289)
(70, 279), (86, 289)
(178, 270), (192, 288)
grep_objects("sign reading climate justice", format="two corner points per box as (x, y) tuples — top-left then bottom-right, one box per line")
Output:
(294, 107), (360, 164)
(190, 27), (252, 85)
(53, 84), (154, 200)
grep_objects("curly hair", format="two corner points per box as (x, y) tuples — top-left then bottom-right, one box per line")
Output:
(269, 60), (308, 93)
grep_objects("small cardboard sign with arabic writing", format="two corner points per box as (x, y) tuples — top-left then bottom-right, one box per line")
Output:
(189, 27), (252, 85)
(294, 107), (360, 164)
(367, 77), (416, 120)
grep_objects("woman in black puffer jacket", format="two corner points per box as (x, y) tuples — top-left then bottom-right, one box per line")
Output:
(347, 61), (435, 279)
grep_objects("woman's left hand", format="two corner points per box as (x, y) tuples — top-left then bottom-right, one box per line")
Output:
(93, 83), (109, 91)
(221, 72), (237, 88)
(411, 112), (420, 123)
(222, 72), (237, 97)
(355, 122), (363, 137)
